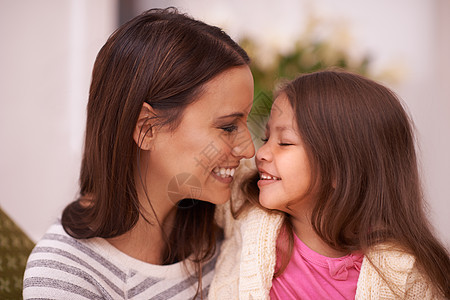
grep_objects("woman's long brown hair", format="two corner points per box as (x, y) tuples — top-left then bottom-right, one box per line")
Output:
(241, 70), (449, 297)
(61, 8), (250, 298)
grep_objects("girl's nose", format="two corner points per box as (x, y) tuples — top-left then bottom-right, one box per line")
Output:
(255, 141), (271, 162)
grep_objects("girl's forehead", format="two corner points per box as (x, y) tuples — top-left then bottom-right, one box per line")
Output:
(267, 97), (295, 127)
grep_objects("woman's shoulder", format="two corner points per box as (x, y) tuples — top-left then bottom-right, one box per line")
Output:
(23, 220), (114, 299)
(25, 220), (84, 259)
(23, 221), (208, 299)
(24, 220), (105, 271)
(25, 220), (101, 260)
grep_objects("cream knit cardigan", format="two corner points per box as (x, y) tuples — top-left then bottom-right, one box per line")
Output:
(209, 191), (441, 299)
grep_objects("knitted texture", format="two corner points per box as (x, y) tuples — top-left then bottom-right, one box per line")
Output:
(356, 245), (442, 299)
(210, 201), (441, 299)
(238, 207), (283, 299)
(209, 200), (244, 299)
(209, 200), (283, 300)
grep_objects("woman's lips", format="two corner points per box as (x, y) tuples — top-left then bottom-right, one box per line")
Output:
(211, 166), (237, 184)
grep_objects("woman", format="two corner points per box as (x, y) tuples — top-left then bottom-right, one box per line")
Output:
(23, 8), (255, 299)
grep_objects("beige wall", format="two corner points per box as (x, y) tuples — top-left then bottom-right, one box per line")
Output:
(0, 0), (117, 241)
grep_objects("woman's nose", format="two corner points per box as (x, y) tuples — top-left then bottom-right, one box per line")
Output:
(231, 127), (255, 159)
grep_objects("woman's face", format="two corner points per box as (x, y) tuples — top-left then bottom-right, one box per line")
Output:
(145, 66), (255, 206)
(255, 94), (314, 214)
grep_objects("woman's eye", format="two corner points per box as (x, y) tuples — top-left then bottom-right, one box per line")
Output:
(261, 137), (268, 143)
(221, 124), (238, 133)
(279, 143), (293, 146)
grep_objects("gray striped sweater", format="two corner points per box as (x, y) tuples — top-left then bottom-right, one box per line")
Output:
(23, 221), (216, 299)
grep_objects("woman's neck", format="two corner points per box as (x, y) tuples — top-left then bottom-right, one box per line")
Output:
(107, 208), (177, 265)
(107, 193), (176, 265)
(290, 212), (348, 258)
(109, 169), (179, 264)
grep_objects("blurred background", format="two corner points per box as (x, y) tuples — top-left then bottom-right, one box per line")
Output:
(1, 0), (449, 248)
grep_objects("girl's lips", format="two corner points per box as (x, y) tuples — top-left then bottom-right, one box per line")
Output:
(257, 178), (281, 187)
(257, 167), (281, 180)
(257, 169), (281, 188)
(259, 173), (281, 180)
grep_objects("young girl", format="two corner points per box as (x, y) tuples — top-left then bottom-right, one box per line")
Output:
(23, 8), (255, 299)
(210, 70), (449, 299)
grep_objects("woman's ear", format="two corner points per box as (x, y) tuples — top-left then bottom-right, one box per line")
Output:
(133, 102), (156, 150)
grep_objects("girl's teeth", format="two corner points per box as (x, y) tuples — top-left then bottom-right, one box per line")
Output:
(213, 167), (236, 178)
(260, 174), (281, 180)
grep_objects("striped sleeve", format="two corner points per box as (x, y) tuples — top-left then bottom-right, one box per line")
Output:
(23, 223), (124, 299)
(23, 221), (217, 299)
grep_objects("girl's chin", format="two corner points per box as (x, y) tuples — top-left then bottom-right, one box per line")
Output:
(258, 198), (273, 210)
(258, 194), (282, 211)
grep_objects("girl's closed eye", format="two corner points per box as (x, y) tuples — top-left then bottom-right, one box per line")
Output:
(260, 135), (293, 146)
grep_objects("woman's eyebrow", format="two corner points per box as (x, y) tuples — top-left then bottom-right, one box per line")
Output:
(216, 112), (245, 119)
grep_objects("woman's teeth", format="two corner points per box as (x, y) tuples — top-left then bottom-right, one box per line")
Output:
(260, 173), (281, 180)
(213, 167), (236, 178)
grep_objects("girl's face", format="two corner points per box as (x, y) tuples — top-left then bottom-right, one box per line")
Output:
(145, 66), (255, 206)
(256, 94), (314, 214)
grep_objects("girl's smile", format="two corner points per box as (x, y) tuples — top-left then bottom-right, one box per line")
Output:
(257, 168), (281, 187)
(255, 94), (314, 213)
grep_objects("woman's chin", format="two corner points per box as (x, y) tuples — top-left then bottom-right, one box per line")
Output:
(201, 191), (231, 206)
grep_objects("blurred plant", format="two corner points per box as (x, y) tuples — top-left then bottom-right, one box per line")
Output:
(240, 21), (375, 99)
(239, 16), (380, 147)
(243, 38), (372, 96)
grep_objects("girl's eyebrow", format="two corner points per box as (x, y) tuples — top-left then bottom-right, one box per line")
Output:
(266, 123), (289, 132)
(275, 126), (288, 131)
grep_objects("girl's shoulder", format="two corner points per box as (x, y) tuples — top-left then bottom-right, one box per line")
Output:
(364, 243), (416, 273)
(357, 243), (443, 299)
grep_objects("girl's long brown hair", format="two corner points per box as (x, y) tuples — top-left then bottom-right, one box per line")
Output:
(242, 70), (449, 297)
(61, 8), (249, 297)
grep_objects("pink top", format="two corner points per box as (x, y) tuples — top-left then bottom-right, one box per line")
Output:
(270, 231), (363, 300)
